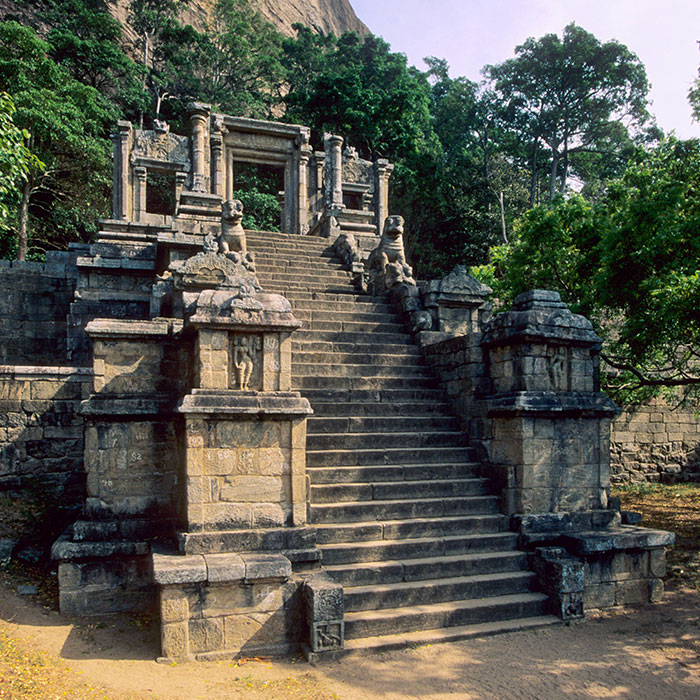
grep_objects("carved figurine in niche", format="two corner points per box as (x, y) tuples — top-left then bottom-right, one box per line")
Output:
(367, 215), (415, 290)
(233, 335), (262, 391)
(203, 199), (256, 273)
(547, 345), (568, 390)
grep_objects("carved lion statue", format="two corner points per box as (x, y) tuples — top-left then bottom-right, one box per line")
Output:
(215, 199), (255, 273)
(367, 215), (415, 289)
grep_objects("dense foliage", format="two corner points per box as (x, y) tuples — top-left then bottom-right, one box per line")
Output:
(474, 138), (700, 401)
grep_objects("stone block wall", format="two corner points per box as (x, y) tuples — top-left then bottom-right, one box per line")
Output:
(0, 365), (92, 491)
(611, 400), (700, 483)
(183, 418), (307, 534)
(0, 252), (79, 365)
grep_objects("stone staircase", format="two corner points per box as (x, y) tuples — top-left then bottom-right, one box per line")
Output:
(247, 231), (558, 652)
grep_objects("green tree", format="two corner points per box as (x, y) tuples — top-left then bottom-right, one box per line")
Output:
(474, 138), (700, 401)
(0, 21), (116, 259)
(485, 23), (653, 203)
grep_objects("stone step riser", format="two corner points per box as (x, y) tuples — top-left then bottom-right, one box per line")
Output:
(264, 285), (357, 295)
(294, 331), (412, 345)
(292, 311), (400, 325)
(294, 367), (432, 382)
(300, 389), (446, 404)
(319, 533), (518, 566)
(306, 431), (467, 452)
(344, 595), (549, 639)
(306, 446), (474, 468)
(284, 293), (387, 304)
(289, 303), (395, 315)
(315, 515), (508, 544)
(257, 272), (352, 285)
(324, 552), (530, 587)
(311, 479), (489, 504)
(345, 573), (538, 613)
(309, 495), (500, 523)
(292, 341), (416, 354)
(294, 320), (405, 333)
(307, 402), (448, 418)
(308, 463), (481, 485)
(294, 353), (418, 369)
(307, 416), (460, 434)
(294, 376), (438, 391)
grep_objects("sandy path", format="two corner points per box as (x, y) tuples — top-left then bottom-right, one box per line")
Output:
(1, 579), (698, 700)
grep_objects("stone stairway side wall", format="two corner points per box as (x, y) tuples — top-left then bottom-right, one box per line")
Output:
(0, 366), (92, 494)
(0, 252), (80, 366)
(612, 400), (700, 484)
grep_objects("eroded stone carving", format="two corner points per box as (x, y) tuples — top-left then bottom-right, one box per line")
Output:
(367, 215), (415, 293)
(233, 335), (262, 390)
(342, 146), (372, 185)
(203, 200), (256, 274)
(133, 127), (190, 166)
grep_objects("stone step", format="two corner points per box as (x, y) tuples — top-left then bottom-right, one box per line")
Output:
(323, 551), (530, 587)
(315, 514), (508, 544)
(309, 494), (499, 523)
(344, 571), (538, 613)
(292, 340), (417, 354)
(308, 462), (481, 485)
(283, 292), (387, 304)
(292, 310), (400, 325)
(294, 319), (405, 334)
(256, 271), (352, 285)
(294, 330), (412, 346)
(307, 415), (460, 434)
(343, 592), (550, 640)
(293, 363), (431, 379)
(264, 285), (356, 296)
(307, 401), (449, 417)
(306, 445), (474, 468)
(253, 253), (340, 264)
(311, 477), (490, 504)
(319, 532), (518, 566)
(341, 615), (561, 655)
(306, 431), (467, 452)
(288, 301), (394, 314)
(299, 388), (447, 404)
(294, 352), (418, 368)
(293, 376), (437, 391)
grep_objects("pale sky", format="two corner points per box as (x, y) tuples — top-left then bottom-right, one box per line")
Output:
(350, 0), (700, 138)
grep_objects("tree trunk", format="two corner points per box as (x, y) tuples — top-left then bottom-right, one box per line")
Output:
(17, 175), (31, 261)
(529, 138), (539, 206)
(560, 146), (569, 194)
(549, 152), (560, 202)
(498, 191), (507, 243)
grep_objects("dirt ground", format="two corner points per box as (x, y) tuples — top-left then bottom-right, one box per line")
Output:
(0, 577), (698, 700)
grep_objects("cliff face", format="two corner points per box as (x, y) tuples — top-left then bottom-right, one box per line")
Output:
(111, 0), (368, 38)
(249, 0), (368, 36)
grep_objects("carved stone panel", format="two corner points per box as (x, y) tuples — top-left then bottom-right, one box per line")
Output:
(230, 334), (263, 391)
(132, 127), (190, 169)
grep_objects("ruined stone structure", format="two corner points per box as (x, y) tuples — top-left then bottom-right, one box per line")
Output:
(0, 107), (676, 661)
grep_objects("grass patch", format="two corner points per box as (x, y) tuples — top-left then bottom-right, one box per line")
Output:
(612, 483), (700, 588)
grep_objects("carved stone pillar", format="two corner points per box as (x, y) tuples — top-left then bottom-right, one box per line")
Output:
(225, 149), (234, 201)
(134, 166), (147, 222)
(297, 143), (312, 235)
(210, 118), (226, 198)
(375, 159), (394, 234)
(112, 121), (132, 220)
(325, 134), (344, 208)
(188, 102), (211, 192)
(174, 172), (187, 214)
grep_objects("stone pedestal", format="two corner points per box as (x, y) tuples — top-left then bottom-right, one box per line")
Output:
(149, 245), (317, 660)
(480, 290), (674, 611)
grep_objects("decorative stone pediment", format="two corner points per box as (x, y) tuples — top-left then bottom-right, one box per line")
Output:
(132, 127), (190, 169)
(170, 252), (261, 294)
(342, 147), (373, 185)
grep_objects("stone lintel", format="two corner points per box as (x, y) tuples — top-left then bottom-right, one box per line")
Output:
(562, 527), (675, 555)
(177, 390), (312, 418)
(186, 310), (300, 333)
(85, 318), (182, 340)
(221, 114), (309, 140)
(152, 550), (291, 586)
(179, 526), (317, 556)
(485, 391), (618, 417)
(80, 394), (175, 417)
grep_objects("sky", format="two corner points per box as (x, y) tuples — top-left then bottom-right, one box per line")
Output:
(350, 0), (700, 138)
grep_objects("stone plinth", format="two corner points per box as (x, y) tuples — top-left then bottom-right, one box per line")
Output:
(152, 551), (301, 662)
(481, 290), (618, 516)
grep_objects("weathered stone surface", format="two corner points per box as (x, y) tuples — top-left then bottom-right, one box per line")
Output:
(152, 553), (207, 585)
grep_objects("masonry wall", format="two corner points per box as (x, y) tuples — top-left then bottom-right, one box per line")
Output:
(611, 401), (700, 484)
(0, 252), (80, 366)
(0, 365), (92, 492)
